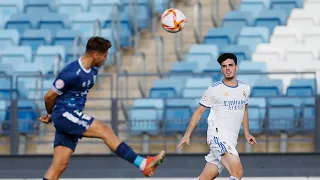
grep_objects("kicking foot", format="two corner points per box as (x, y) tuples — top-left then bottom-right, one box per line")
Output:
(142, 150), (166, 177)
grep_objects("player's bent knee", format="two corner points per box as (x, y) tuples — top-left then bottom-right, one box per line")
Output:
(230, 165), (243, 178)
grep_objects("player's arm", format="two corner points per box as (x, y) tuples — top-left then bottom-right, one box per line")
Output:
(183, 105), (207, 138)
(242, 104), (250, 136)
(242, 87), (257, 145)
(178, 86), (214, 149)
(44, 89), (59, 115)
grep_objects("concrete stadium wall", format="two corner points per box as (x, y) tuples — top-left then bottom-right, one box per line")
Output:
(1, 153), (320, 178)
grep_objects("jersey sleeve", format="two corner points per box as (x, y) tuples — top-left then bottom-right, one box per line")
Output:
(51, 71), (77, 95)
(199, 86), (216, 108)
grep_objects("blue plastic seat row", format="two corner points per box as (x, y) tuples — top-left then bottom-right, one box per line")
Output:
(0, 100), (38, 135)
(204, 26), (270, 52)
(129, 96), (315, 135)
(147, 75), (316, 99)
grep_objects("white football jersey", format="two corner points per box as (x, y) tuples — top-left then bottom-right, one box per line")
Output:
(199, 80), (250, 146)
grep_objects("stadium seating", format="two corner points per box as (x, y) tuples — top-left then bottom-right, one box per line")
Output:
(0, 0), (171, 137)
(129, 0), (317, 136)
(0, 0), (316, 152)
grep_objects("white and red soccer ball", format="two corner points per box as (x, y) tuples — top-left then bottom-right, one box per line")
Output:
(161, 8), (186, 33)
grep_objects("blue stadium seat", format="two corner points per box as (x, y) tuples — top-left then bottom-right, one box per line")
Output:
(237, 75), (260, 87)
(243, 97), (267, 134)
(185, 77), (212, 89)
(182, 77), (212, 98)
(121, 0), (150, 30)
(222, 11), (253, 29)
(302, 104), (315, 132)
(149, 78), (184, 98)
(24, 0), (54, 16)
(56, 0), (88, 17)
(286, 78), (315, 96)
(239, 61), (267, 72)
(27, 79), (52, 100)
(71, 12), (106, 38)
(254, 9), (288, 33)
(164, 99), (194, 133)
(0, 0), (24, 20)
(38, 13), (69, 36)
(104, 13), (133, 48)
(0, 46), (32, 65)
(170, 61), (198, 74)
(14, 62), (46, 90)
(270, 0), (303, 13)
(268, 96), (304, 128)
(204, 27), (238, 49)
(155, 0), (169, 14)
(129, 98), (163, 135)
(0, 100), (7, 134)
(33, 46), (66, 74)
(5, 14), (39, 34)
(89, 0), (119, 15)
(237, 27), (270, 52)
(0, 78), (27, 100)
(52, 29), (83, 63)
(221, 45), (252, 61)
(0, 29), (19, 48)
(252, 78), (283, 97)
(186, 44), (219, 71)
(5, 101), (37, 134)
(0, 64), (14, 75)
(100, 28), (117, 65)
(240, 0), (271, 17)
(20, 29), (51, 52)
(267, 105), (296, 133)
(0, 100), (7, 120)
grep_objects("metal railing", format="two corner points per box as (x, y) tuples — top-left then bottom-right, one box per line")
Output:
(193, 0), (203, 44)
(154, 35), (165, 73)
(73, 36), (83, 61)
(210, 0), (239, 27)
(111, 3), (122, 71)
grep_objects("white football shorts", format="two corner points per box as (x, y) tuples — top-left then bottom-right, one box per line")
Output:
(205, 136), (239, 173)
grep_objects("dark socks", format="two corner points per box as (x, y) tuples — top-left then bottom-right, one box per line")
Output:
(115, 141), (146, 170)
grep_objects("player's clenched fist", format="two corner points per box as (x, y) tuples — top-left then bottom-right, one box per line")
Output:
(39, 114), (51, 124)
(177, 136), (190, 150)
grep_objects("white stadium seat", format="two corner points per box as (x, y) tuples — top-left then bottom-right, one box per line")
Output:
(285, 44), (318, 62)
(252, 44), (285, 63)
(270, 26), (301, 45)
(287, 9), (319, 31)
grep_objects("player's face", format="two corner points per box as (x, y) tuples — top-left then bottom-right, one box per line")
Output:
(221, 59), (237, 80)
(93, 50), (108, 67)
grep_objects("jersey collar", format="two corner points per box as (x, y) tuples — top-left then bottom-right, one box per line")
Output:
(78, 57), (91, 73)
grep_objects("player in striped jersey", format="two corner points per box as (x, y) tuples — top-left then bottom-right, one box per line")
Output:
(178, 53), (257, 180)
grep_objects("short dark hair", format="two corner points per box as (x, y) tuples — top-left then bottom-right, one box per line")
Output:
(217, 53), (237, 65)
(85, 37), (112, 53)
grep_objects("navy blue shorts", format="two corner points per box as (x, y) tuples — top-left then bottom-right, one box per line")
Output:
(51, 109), (95, 152)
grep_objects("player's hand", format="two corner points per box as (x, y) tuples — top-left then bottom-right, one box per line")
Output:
(39, 114), (51, 124)
(177, 136), (190, 150)
(245, 133), (257, 145)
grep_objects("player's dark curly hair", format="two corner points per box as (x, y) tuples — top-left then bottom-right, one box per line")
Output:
(217, 53), (237, 65)
(85, 37), (112, 53)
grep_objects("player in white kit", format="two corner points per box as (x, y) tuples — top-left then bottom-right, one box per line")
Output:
(178, 53), (257, 180)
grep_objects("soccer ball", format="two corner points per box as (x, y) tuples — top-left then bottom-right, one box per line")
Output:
(161, 8), (186, 33)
